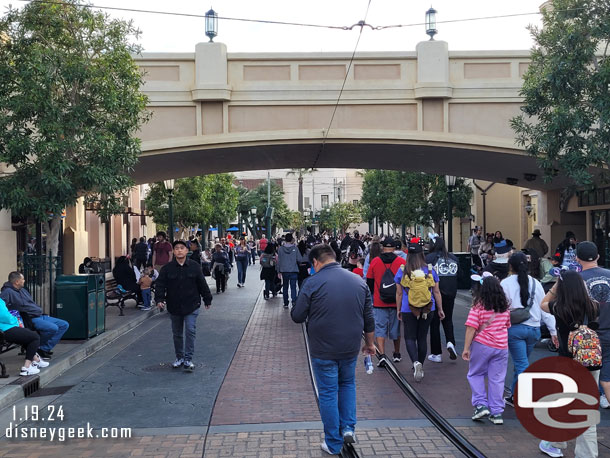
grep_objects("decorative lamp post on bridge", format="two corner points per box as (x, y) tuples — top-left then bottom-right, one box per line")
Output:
(425, 7), (438, 40)
(445, 175), (456, 252)
(163, 179), (175, 243)
(205, 9), (218, 42)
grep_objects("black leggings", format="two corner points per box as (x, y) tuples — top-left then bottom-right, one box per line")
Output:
(402, 312), (433, 364)
(430, 293), (456, 355)
(215, 272), (226, 292)
(4, 327), (40, 361)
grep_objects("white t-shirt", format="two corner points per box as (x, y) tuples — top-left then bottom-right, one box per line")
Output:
(562, 247), (577, 268)
(501, 274), (556, 334)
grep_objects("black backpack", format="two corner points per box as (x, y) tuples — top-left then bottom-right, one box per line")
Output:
(379, 264), (397, 303)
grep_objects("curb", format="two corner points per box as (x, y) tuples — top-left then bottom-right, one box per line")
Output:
(0, 307), (159, 412)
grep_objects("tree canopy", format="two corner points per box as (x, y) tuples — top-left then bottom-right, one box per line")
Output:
(360, 170), (472, 233)
(511, 0), (610, 188)
(236, 180), (290, 237)
(144, 174), (238, 238)
(0, 0), (149, 254)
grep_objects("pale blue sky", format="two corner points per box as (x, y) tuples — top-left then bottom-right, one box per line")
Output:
(3, 1), (545, 53)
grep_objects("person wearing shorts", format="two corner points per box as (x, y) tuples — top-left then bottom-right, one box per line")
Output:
(366, 237), (406, 365)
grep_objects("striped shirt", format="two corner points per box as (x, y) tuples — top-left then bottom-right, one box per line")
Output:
(465, 304), (511, 350)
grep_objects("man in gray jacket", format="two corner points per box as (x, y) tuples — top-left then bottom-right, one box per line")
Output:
(292, 243), (375, 455)
(277, 233), (299, 309)
(1, 272), (69, 358)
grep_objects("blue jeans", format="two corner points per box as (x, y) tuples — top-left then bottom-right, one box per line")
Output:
(281, 272), (298, 306)
(32, 315), (69, 352)
(169, 308), (200, 361)
(236, 257), (248, 284)
(311, 356), (358, 454)
(507, 324), (541, 395)
(141, 289), (151, 307)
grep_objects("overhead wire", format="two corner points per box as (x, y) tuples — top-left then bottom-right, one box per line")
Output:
(19, 0), (587, 32)
(311, 0), (372, 170)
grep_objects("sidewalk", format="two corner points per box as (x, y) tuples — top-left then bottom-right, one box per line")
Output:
(0, 300), (159, 412)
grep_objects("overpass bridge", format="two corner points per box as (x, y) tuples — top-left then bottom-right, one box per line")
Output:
(133, 41), (555, 190)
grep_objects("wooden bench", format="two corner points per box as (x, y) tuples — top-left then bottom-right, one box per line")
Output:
(105, 276), (138, 317)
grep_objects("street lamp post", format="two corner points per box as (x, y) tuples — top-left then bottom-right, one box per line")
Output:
(250, 207), (257, 237)
(163, 179), (175, 242)
(445, 175), (456, 251)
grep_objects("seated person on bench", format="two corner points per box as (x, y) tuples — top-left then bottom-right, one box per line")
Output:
(0, 297), (49, 376)
(0, 271), (69, 359)
(112, 256), (142, 305)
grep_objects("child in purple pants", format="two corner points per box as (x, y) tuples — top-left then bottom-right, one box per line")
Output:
(462, 273), (511, 425)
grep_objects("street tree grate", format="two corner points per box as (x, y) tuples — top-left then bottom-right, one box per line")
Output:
(29, 385), (75, 397)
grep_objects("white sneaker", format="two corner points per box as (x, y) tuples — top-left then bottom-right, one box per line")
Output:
(320, 442), (336, 455)
(413, 361), (424, 382)
(172, 358), (184, 368)
(601, 394), (610, 409)
(20, 365), (40, 376)
(447, 342), (458, 360)
(343, 430), (356, 444)
(33, 357), (50, 368)
(427, 354), (442, 363)
(539, 440), (564, 457)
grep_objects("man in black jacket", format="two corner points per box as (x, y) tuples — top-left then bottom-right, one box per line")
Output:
(155, 240), (213, 372)
(291, 244), (375, 455)
(133, 237), (149, 271)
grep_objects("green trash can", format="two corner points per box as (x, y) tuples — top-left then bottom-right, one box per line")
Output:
(95, 274), (105, 335)
(454, 252), (473, 290)
(54, 274), (103, 339)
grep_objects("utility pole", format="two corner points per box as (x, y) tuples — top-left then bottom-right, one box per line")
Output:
(266, 171), (271, 239)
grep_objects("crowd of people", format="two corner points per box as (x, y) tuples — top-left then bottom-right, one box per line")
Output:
(2, 222), (606, 457)
(282, 227), (608, 457)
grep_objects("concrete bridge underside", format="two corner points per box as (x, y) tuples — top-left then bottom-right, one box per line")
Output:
(134, 133), (556, 190)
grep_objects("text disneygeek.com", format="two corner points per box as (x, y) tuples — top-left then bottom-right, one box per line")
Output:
(5, 422), (132, 441)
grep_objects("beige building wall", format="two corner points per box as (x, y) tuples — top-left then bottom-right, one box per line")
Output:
(472, 181), (524, 247)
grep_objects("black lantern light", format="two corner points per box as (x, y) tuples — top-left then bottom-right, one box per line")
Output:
(425, 7), (437, 40)
(205, 8), (218, 42)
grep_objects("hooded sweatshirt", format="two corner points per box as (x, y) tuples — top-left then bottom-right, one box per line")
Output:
(0, 281), (43, 317)
(277, 243), (299, 273)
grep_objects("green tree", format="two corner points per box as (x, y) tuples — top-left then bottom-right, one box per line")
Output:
(144, 174), (237, 238)
(204, 174), (239, 234)
(360, 170), (394, 226)
(329, 202), (362, 235)
(236, 181), (290, 237)
(0, 1), (149, 255)
(511, 0), (610, 188)
(360, 170), (472, 234)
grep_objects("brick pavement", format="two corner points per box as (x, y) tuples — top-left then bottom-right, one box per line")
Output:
(0, 434), (205, 457)
(202, 427), (461, 458)
(210, 295), (319, 425)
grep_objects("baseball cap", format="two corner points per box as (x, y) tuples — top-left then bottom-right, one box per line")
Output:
(576, 241), (598, 262)
(172, 240), (188, 249)
(382, 236), (396, 248)
(408, 237), (424, 254)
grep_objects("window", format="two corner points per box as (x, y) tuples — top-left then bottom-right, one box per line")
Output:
(353, 200), (359, 205)
(321, 195), (329, 208)
(304, 197), (310, 209)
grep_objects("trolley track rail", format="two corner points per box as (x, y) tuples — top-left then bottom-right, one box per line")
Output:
(301, 322), (361, 458)
(299, 317), (486, 457)
(374, 350), (486, 458)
